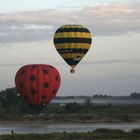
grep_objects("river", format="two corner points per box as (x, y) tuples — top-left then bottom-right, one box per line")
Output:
(0, 123), (140, 134)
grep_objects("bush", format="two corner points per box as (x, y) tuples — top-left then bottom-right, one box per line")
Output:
(131, 129), (140, 134)
(64, 102), (81, 113)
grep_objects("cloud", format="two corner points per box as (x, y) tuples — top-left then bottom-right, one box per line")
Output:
(0, 2), (140, 43)
(0, 58), (140, 68)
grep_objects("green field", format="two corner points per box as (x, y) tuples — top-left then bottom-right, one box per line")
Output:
(1, 88), (140, 123)
(1, 129), (140, 140)
(1, 104), (140, 123)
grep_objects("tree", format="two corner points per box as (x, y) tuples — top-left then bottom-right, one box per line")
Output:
(0, 87), (30, 114)
(84, 97), (92, 113)
(130, 92), (140, 98)
(64, 102), (81, 113)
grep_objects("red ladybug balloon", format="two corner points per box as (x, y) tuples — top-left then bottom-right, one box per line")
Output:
(15, 64), (61, 112)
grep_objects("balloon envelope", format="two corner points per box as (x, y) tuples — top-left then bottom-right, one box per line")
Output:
(15, 64), (61, 112)
(54, 25), (92, 73)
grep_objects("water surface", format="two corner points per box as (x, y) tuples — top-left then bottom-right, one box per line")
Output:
(0, 123), (140, 134)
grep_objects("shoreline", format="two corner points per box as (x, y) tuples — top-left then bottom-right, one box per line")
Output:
(1, 120), (140, 125)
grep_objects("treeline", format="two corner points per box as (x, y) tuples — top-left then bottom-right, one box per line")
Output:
(57, 93), (140, 99)
(0, 87), (31, 114)
(93, 92), (140, 98)
(0, 87), (140, 115)
(130, 92), (140, 98)
(0, 87), (93, 116)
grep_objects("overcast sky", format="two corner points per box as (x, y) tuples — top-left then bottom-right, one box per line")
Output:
(0, 0), (140, 96)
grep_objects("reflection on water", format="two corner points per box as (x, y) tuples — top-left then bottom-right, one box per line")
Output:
(0, 123), (140, 134)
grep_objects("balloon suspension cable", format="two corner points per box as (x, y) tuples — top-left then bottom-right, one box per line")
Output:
(70, 68), (75, 73)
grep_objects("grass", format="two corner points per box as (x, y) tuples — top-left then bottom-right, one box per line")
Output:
(1, 104), (140, 123)
(1, 129), (140, 140)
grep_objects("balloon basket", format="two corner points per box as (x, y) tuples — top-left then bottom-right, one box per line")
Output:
(70, 68), (75, 73)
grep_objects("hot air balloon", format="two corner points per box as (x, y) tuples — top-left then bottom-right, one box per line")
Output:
(54, 25), (92, 73)
(15, 64), (61, 112)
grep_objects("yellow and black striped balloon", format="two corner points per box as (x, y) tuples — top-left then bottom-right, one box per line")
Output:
(54, 25), (92, 73)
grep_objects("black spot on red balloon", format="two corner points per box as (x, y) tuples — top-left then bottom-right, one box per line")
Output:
(44, 82), (49, 88)
(30, 75), (36, 81)
(43, 69), (49, 74)
(52, 89), (57, 94)
(56, 76), (59, 81)
(31, 89), (36, 94)
(20, 69), (25, 75)
(32, 65), (37, 68)
(42, 95), (47, 99)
